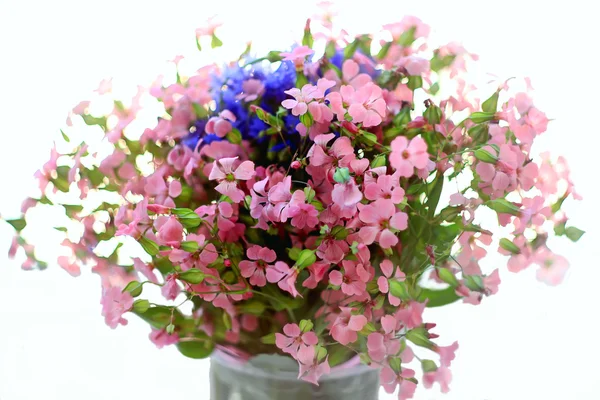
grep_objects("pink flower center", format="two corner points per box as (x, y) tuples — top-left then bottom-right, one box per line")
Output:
(402, 150), (410, 159)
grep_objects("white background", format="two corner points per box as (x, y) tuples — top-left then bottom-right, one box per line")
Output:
(0, 0), (598, 399)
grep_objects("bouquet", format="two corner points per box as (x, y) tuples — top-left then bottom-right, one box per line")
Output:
(3, 8), (583, 399)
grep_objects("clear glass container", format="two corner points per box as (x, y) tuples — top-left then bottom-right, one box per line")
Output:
(210, 350), (379, 400)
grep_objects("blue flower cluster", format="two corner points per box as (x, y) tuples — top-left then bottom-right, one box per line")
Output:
(182, 58), (300, 151)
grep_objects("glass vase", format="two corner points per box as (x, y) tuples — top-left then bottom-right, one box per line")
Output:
(210, 350), (379, 400)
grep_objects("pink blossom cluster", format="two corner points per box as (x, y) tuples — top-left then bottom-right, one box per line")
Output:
(3, 12), (583, 400)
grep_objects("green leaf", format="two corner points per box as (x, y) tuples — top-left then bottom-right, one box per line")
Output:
(132, 299), (150, 313)
(421, 359), (438, 373)
(134, 305), (175, 328)
(226, 128), (242, 144)
(304, 187), (316, 203)
(60, 129), (70, 142)
(469, 112), (496, 124)
(180, 241), (199, 253)
(166, 323), (175, 335)
(237, 300), (265, 315)
(299, 319), (314, 333)
(302, 20), (314, 48)
(423, 104), (442, 125)
(171, 208), (201, 229)
(370, 154), (387, 168)
(81, 114), (108, 130)
(464, 275), (485, 292)
(437, 206), (462, 222)
(138, 236), (159, 256)
(482, 90), (500, 113)
(437, 267), (459, 286)
(397, 27), (416, 47)
(376, 41), (392, 59)
(430, 53), (455, 72)
(195, 36), (202, 51)
(485, 199), (521, 216)
(417, 286), (460, 307)
(359, 322), (377, 335)
(429, 82), (440, 95)
(499, 238), (520, 254)
(4, 218), (26, 231)
(389, 357), (402, 373)
(316, 346), (328, 362)
(406, 327), (434, 349)
(177, 338), (214, 359)
(343, 39), (360, 59)
(565, 226), (585, 242)
(407, 75), (423, 90)
(260, 333), (276, 344)
(389, 280), (411, 300)
(123, 281), (143, 297)
(300, 112), (314, 128)
(551, 192), (569, 213)
(211, 33), (223, 48)
(287, 247), (301, 261)
(473, 148), (498, 163)
(333, 167), (351, 183)
(296, 249), (316, 270)
(427, 175), (444, 218)
(222, 312), (232, 330)
(178, 269), (205, 284)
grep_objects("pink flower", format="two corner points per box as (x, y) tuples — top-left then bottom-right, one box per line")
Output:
(380, 366), (417, 400)
(383, 15), (430, 40)
(395, 301), (426, 329)
(195, 15), (222, 37)
(513, 196), (551, 234)
(133, 258), (158, 283)
(266, 261), (301, 297)
(367, 331), (401, 363)
(236, 79), (265, 102)
(331, 179), (363, 207)
(377, 259), (404, 306)
(329, 260), (370, 296)
(423, 366), (452, 393)
(100, 287), (134, 329)
(149, 328), (179, 349)
(396, 56), (430, 76)
(358, 198), (408, 249)
(436, 341), (458, 367)
(534, 247), (569, 286)
(282, 85), (317, 116)
(275, 323), (318, 358)
(303, 262), (330, 289)
(364, 173), (405, 204)
(155, 216), (184, 247)
(330, 307), (368, 345)
(57, 256), (81, 277)
(389, 136), (429, 177)
(239, 245), (277, 287)
(280, 45), (314, 65)
(298, 353), (331, 386)
(285, 190), (319, 229)
(161, 274), (181, 300)
(328, 83), (387, 127)
(209, 157), (255, 203)
(475, 144), (519, 196)
(341, 59), (372, 88)
(205, 110), (236, 138)
(316, 237), (349, 264)
(308, 134), (355, 175)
